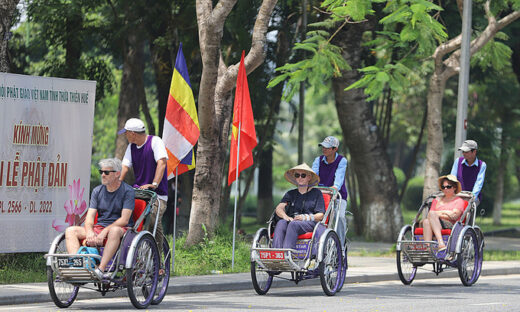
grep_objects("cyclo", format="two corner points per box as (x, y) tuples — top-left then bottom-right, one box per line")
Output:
(396, 191), (484, 286)
(250, 186), (348, 296)
(44, 189), (171, 309)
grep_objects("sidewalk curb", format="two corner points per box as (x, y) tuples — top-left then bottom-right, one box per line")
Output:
(1, 264), (519, 306)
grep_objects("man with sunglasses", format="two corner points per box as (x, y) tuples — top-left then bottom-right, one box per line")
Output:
(450, 140), (487, 205)
(65, 158), (135, 280)
(312, 136), (348, 246)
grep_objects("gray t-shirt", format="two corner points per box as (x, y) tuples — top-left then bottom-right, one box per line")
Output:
(90, 182), (135, 227)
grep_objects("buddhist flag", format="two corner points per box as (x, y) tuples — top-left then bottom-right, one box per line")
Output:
(228, 51), (257, 185)
(163, 43), (199, 179)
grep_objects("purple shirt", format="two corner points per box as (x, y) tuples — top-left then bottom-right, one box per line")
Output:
(130, 136), (168, 196)
(316, 155), (348, 199)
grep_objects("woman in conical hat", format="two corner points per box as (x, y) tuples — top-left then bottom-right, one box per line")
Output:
(272, 163), (325, 249)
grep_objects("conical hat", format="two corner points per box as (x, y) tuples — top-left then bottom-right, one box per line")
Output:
(284, 163), (319, 187)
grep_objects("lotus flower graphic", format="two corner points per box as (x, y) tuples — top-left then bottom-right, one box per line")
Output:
(52, 179), (87, 232)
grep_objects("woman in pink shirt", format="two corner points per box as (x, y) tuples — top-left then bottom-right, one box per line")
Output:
(423, 174), (466, 251)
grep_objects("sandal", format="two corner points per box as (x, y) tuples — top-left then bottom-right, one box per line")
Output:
(437, 245), (447, 252)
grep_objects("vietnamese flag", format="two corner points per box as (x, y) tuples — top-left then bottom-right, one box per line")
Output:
(228, 51), (257, 185)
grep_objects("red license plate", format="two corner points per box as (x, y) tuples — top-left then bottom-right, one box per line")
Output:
(259, 250), (285, 260)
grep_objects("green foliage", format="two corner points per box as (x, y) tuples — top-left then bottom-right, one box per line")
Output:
(268, 30), (350, 100)
(393, 167), (405, 189)
(401, 175), (424, 211)
(471, 32), (512, 72)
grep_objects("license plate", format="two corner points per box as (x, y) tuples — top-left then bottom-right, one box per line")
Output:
(57, 257), (83, 268)
(259, 250), (285, 260)
(407, 243), (428, 251)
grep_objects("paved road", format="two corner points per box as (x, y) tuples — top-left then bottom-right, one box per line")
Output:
(3, 274), (519, 311)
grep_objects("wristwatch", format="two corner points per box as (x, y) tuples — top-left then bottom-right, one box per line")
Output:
(152, 182), (158, 187)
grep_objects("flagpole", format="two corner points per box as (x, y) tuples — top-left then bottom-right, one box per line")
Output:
(172, 166), (178, 273)
(232, 122), (241, 269)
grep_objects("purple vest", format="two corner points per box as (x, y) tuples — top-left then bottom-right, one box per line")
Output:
(456, 157), (482, 200)
(130, 136), (168, 196)
(318, 155), (348, 199)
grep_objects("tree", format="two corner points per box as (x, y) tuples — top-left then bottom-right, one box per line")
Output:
(186, 0), (278, 246)
(421, 1), (520, 197)
(331, 17), (403, 241)
(0, 0), (18, 72)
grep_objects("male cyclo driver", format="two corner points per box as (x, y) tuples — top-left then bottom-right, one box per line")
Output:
(65, 158), (135, 280)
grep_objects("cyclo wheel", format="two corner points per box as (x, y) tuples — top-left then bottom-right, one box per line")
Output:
(457, 228), (480, 286)
(47, 234), (79, 308)
(151, 236), (171, 305)
(127, 233), (160, 309)
(396, 226), (417, 285)
(319, 231), (343, 296)
(251, 228), (274, 295)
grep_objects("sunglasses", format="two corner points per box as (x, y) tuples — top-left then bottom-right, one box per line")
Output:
(99, 170), (116, 175)
(441, 185), (453, 190)
(294, 173), (307, 179)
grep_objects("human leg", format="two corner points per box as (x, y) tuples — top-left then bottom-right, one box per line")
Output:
(65, 226), (86, 254)
(422, 219), (433, 241)
(282, 221), (316, 249)
(272, 220), (289, 248)
(335, 199), (347, 247)
(98, 226), (124, 271)
(427, 211), (445, 248)
(146, 198), (167, 256)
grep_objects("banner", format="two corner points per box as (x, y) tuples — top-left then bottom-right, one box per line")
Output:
(163, 43), (199, 178)
(0, 73), (96, 253)
(228, 51), (257, 185)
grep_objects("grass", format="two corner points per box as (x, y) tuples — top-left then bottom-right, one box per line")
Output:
(170, 226), (251, 276)
(0, 253), (47, 284)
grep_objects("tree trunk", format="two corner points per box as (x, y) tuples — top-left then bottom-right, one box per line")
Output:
(257, 146), (273, 223)
(332, 20), (402, 242)
(63, 11), (82, 78)
(0, 0), (18, 72)
(115, 31), (146, 159)
(187, 0), (277, 246)
(422, 71), (448, 198)
(492, 136), (508, 225)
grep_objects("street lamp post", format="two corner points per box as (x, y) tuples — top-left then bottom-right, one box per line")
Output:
(454, 0), (472, 160)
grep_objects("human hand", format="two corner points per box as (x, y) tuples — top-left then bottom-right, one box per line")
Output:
(95, 230), (107, 246)
(86, 230), (97, 246)
(139, 184), (155, 190)
(284, 215), (294, 222)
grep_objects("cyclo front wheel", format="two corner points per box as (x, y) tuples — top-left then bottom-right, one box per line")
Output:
(47, 234), (79, 308)
(127, 233), (160, 309)
(396, 226), (417, 285)
(251, 228), (274, 295)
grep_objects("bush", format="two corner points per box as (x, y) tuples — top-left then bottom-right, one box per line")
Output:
(402, 176), (424, 211)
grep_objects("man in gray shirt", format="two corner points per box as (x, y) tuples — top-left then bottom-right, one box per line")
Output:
(65, 158), (135, 279)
